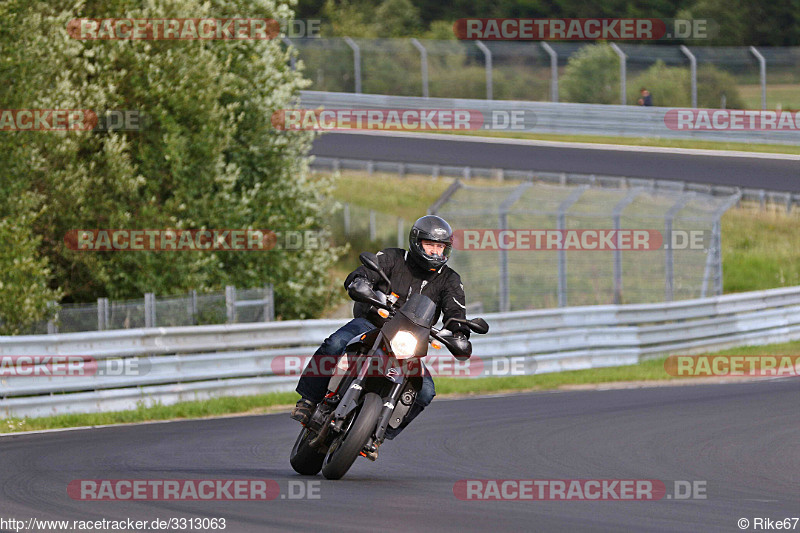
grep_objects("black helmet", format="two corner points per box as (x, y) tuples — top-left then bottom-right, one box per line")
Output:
(408, 215), (453, 271)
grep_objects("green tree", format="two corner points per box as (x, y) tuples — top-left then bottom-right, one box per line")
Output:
(1, 0), (344, 325)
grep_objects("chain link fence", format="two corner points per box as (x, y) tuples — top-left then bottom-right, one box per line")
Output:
(430, 181), (739, 312)
(284, 38), (800, 109)
(27, 286), (274, 335)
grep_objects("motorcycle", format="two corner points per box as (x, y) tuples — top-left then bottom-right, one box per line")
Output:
(290, 252), (489, 480)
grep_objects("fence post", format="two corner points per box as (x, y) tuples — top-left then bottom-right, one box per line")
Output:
(47, 301), (58, 334)
(369, 209), (377, 241)
(410, 38), (429, 98)
(702, 192), (741, 297)
(397, 217), (405, 248)
(680, 45), (697, 108)
(97, 297), (109, 330)
(282, 37), (296, 71)
(612, 190), (642, 305)
(609, 43), (626, 105)
(749, 46), (767, 110)
(343, 37), (362, 94)
(144, 293), (156, 328)
(498, 183), (533, 312)
(540, 42), (558, 102)
(225, 286), (236, 323)
(343, 203), (351, 235)
(664, 194), (694, 302)
(475, 40), (493, 100)
(189, 289), (198, 325)
(264, 284), (275, 322)
(557, 187), (588, 307)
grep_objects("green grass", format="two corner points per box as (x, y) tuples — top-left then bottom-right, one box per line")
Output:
(5, 338), (798, 434)
(441, 130), (800, 155)
(740, 83), (800, 111)
(2, 392), (300, 433)
(722, 208), (800, 292)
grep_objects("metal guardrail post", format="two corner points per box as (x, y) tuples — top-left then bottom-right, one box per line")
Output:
(612, 190), (642, 304)
(225, 286), (236, 323)
(497, 183), (533, 312)
(664, 194), (695, 302)
(540, 42), (558, 102)
(557, 187), (588, 307)
(282, 37), (296, 71)
(144, 293), (156, 328)
(475, 40), (493, 100)
(343, 37), (361, 94)
(410, 38), (429, 98)
(680, 45), (697, 108)
(749, 46), (767, 110)
(609, 43), (626, 105)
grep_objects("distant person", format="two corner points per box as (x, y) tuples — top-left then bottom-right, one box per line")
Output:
(638, 88), (653, 106)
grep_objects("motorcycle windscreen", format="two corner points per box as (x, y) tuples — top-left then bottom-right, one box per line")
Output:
(397, 293), (437, 328)
(382, 293), (437, 358)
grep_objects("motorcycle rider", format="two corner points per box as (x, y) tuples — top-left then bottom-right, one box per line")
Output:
(291, 215), (471, 457)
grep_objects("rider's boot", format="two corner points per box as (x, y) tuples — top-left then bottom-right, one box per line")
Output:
(290, 398), (317, 425)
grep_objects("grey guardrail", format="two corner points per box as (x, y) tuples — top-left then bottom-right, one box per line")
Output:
(298, 91), (800, 145)
(3, 286), (800, 419)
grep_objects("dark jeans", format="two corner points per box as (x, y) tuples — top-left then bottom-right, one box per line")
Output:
(295, 317), (436, 439)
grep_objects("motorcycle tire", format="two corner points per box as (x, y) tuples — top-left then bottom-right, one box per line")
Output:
(290, 427), (326, 476)
(321, 392), (382, 480)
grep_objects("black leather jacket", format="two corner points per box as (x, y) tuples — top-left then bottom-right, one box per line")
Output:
(344, 248), (470, 337)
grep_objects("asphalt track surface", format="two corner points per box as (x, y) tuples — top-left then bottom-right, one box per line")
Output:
(310, 132), (800, 192)
(1, 378), (797, 532)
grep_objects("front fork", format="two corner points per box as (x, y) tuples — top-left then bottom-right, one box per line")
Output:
(373, 380), (404, 444)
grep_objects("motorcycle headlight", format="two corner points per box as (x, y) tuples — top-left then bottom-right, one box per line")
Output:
(390, 330), (418, 359)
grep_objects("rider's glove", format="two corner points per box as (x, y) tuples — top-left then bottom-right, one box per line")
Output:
(452, 332), (472, 361)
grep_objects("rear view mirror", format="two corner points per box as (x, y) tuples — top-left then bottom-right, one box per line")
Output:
(467, 318), (489, 335)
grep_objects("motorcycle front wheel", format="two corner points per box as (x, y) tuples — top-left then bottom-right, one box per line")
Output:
(321, 392), (382, 480)
(290, 427), (326, 476)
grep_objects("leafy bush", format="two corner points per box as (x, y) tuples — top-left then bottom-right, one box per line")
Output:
(697, 65), (745, 109)
(627, 60), (745, 109)
(560, 44), (621, 104)
(627, 61), (689, 107)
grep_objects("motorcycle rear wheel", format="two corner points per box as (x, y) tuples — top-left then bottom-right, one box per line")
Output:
(321, 392), (382, 480)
